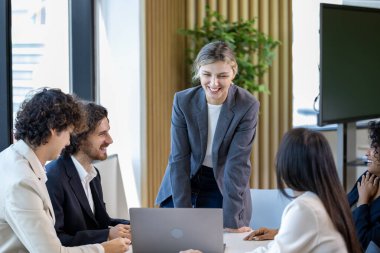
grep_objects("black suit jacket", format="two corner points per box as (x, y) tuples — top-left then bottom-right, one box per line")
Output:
(46, 155), (129, 246)
(348, 171), (380, 250)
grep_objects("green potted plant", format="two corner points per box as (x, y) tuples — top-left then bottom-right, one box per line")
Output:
(180, 7), (280, 93)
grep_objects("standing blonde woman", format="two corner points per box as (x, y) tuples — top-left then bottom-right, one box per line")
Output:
(156, 41), (260, 231)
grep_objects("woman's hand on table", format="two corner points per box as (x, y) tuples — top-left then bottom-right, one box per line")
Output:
(244, 227), (278, 241)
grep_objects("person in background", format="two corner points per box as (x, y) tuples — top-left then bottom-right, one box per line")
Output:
(155, 41), (260, 231)
(348, 120), (380, 250)
(46, 102), (131, 246)
(0, 88), (129, 253)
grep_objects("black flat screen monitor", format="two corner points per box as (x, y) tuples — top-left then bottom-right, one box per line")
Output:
(318, 3), (380, 126)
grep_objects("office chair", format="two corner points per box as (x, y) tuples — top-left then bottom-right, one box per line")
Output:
(249, 189), (292, 229)
(366, 241), (380, 253)
(94, 154), (129, 219)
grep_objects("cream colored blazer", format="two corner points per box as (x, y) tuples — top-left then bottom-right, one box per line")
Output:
(0, 140), (103, 253)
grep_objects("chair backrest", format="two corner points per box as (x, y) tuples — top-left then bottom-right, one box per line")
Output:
(366, 241), (380, 253)
(94, 154), (129, 219)
(250, 189), (292, 229)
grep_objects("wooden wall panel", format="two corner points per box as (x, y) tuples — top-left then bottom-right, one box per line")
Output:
(145, 0), (187, 207)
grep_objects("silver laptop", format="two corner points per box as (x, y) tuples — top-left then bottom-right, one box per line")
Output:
(129, 208), (224, 253)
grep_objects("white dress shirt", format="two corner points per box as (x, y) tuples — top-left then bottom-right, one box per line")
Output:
(71, 155), (97, 214)
(248, 191), (347, 253)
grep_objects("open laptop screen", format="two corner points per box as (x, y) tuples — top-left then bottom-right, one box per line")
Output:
(130, 208), (224, 253)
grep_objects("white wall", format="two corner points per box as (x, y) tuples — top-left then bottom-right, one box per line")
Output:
(95, 0), (145, 209)
(292, 0), (342, 127)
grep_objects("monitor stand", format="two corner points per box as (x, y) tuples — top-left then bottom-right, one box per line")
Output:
(337, 122), (357, 192)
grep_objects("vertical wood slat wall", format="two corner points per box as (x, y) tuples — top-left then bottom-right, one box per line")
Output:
(145, 0), (292, 207)
(145, 0), (187, 207)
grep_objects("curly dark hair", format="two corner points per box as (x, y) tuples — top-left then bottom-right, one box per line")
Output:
(62, 101), (108, 156)
(14, 88), (85, 147)
(368, 121), (380, 159)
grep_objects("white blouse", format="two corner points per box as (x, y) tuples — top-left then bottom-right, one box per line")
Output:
(247, 191), (347, 253)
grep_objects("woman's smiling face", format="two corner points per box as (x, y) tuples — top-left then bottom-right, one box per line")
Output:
(366, 147), (380, 177)
(199, 61), (236, 105)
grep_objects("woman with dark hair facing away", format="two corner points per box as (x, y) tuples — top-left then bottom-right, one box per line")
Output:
(155, 41), (260, 231)
(243, 128), (362, 252)
(181, 128), (361, 253)
(348, 120), (380, 250)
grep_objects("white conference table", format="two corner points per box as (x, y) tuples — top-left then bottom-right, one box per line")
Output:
(126, 231), (271, 253)
(224, 232), (270, 253)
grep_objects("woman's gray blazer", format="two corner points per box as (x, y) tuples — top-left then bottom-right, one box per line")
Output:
(155, 84), (260, 228)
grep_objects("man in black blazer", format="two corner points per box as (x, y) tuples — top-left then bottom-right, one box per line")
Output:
(46, 102), (130, 246)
